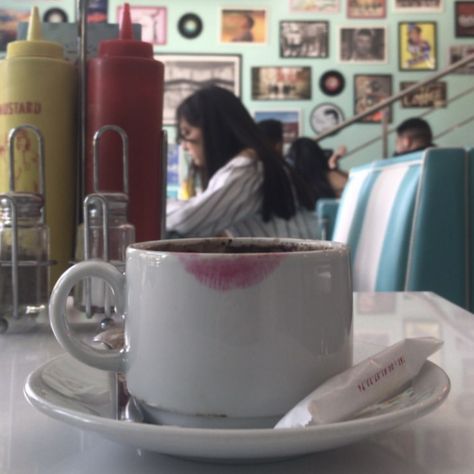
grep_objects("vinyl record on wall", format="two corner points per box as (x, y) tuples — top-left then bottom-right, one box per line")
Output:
(43, 8), (69, 23)
(178, 13), (203, 39)
(319, 70), (345, 96)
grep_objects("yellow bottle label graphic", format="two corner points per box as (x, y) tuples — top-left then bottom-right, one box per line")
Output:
(0, 7), (76, 286)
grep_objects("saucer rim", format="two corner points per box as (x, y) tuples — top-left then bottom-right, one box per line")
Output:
(24, 353), (450, 460)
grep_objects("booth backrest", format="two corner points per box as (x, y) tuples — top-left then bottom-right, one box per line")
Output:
(331, 148), (471, 310)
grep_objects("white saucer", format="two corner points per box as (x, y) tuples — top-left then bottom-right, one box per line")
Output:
(24, 353), (450, 462)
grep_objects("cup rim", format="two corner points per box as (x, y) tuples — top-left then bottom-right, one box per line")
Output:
(128, 237), (348, 257)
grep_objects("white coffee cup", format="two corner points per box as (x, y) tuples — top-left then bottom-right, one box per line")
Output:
(49, 238), (353, 428)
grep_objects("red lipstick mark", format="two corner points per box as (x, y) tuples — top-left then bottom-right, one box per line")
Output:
(179, 255), (284, 291)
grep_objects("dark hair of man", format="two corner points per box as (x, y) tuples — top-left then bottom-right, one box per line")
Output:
(396, 117), (433, 145)
(286, 137), (336, 204)
(176, 86), (314, 221)
(257, 119), (284, 150)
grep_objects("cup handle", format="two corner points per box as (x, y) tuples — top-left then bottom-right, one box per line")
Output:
(49, 260), (126, 372)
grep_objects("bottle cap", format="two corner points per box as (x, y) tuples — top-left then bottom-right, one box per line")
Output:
(7, 7), (64, 59)
(98, 3), (153, 59)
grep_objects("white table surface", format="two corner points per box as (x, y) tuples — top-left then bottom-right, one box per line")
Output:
(1, 292), (473, 473)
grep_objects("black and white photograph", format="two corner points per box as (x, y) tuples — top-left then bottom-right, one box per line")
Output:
(394, 0), (443, 12)
(449, 45), (474, 74)
(280, 21), (329, 58)
(400, 81), (447, 108)
(339, 27), (387, 63)
(310, 103), (345, 135)
(354, 74), (393, 123)
(251, 66), (312, 100)
(154, 54), (241, 124)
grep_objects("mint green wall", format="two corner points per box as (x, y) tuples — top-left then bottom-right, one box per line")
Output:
(3, 1), (473, 169)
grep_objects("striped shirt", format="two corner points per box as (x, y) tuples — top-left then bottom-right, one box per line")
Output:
(166, 156), (322, 239)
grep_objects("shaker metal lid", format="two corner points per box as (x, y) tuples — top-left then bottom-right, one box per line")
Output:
(0, 192), (44, 217)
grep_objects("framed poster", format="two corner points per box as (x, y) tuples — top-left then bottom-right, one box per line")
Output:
(289, 0), (340, 13)
(0, 8), (29, 52)
(220, 8), (267, 44)
(310, 103), (345, 135)
(254, 110), (303, 146)
(117, 6), (167, 45)
(399, 22), (437, 71)
(449, 45), (474, 74)
(154, 54), (242, 125)
(347, 0), (386, 19)
(339, 27), (387, 63)
(280, 21), (329, 58)
(87, 0), (108, 23)
(400, 81), (447, 108)
(455, 2), (474, 37)
(251, 66), (312, 100)
(354, 74), (393, 123)
(393, 0), (443, 12)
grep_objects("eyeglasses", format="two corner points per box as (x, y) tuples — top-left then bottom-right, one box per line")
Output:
(177, 133), (200, 145)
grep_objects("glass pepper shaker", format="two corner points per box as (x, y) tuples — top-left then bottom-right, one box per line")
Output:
(0, 125), (51, 333)
(74, 125), (135, 326)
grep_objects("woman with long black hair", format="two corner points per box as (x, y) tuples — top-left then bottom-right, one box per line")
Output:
(166, 86), (320, 238)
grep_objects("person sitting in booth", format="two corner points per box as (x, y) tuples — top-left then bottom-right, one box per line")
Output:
(166, 86), (321, 239)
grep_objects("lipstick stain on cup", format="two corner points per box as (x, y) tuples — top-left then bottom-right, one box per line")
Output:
(178, 255), (284, 291)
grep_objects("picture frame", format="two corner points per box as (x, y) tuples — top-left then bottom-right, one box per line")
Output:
(399, 22), (437, 71)
(251, 67), (312, 100)
(117, 6), (167, 45)
(289, 0), (340, 13)
(354, 74), (393, 123)
(0, 8), (29, 52)
(347, 0), (386, 19)
(279, 21), (329, 58)
(400, 81), (447, 108)
(254, 110), (303, 147)
(220, 8), (268, 44)
(449, 45), (474, 74)
(339, 26), (387, 63)
(393, 0), (443, 12)
(455, 2), (474, 38)
(309, 103), (345, 135)
(154, 54), (242, 125)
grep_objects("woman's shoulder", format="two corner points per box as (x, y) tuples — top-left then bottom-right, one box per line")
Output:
(220, 152), (260, 172)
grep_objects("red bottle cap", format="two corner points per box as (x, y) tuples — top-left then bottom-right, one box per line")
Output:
(98, 3), (153, 58)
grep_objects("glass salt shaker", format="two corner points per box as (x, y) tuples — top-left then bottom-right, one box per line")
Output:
(74, 125), (135, 327)
(0, 125), (51, 333)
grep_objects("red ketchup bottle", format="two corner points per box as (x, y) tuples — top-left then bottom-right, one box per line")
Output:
(86, 3), (164, 241)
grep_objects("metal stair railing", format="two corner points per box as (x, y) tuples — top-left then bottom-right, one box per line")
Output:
(314, 52), (474, 157)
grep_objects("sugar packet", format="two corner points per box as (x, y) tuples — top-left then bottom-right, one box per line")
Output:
(275, 337), (443, 428)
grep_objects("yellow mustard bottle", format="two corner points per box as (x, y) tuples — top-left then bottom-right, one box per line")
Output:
(0, 7), (76, 285)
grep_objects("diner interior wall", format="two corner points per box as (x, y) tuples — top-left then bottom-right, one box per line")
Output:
(3, 1), (473, 168)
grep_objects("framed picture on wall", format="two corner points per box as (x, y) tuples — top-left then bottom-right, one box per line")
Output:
(399, 22), (437, 71)
(220, 8), (268, 44)
(254, 110), (303, 147)
(400, 81), (447, 108)
(117, 6), (167, 45)
(309, 103), (345, 135)
(455, 2), (474, 37)
(289, 0), (340, 13)
(449, 45), (474, 74)
(0, 8), (29, 52)
(354, 74), (393, 123)
(347, 0), (386, 19)
(339, 26), (387, 63)
(251, 66), (312, 100)
(394, 0), (443, 12)
(280, 21), (329, 58)
(154, 54), (242, 125)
